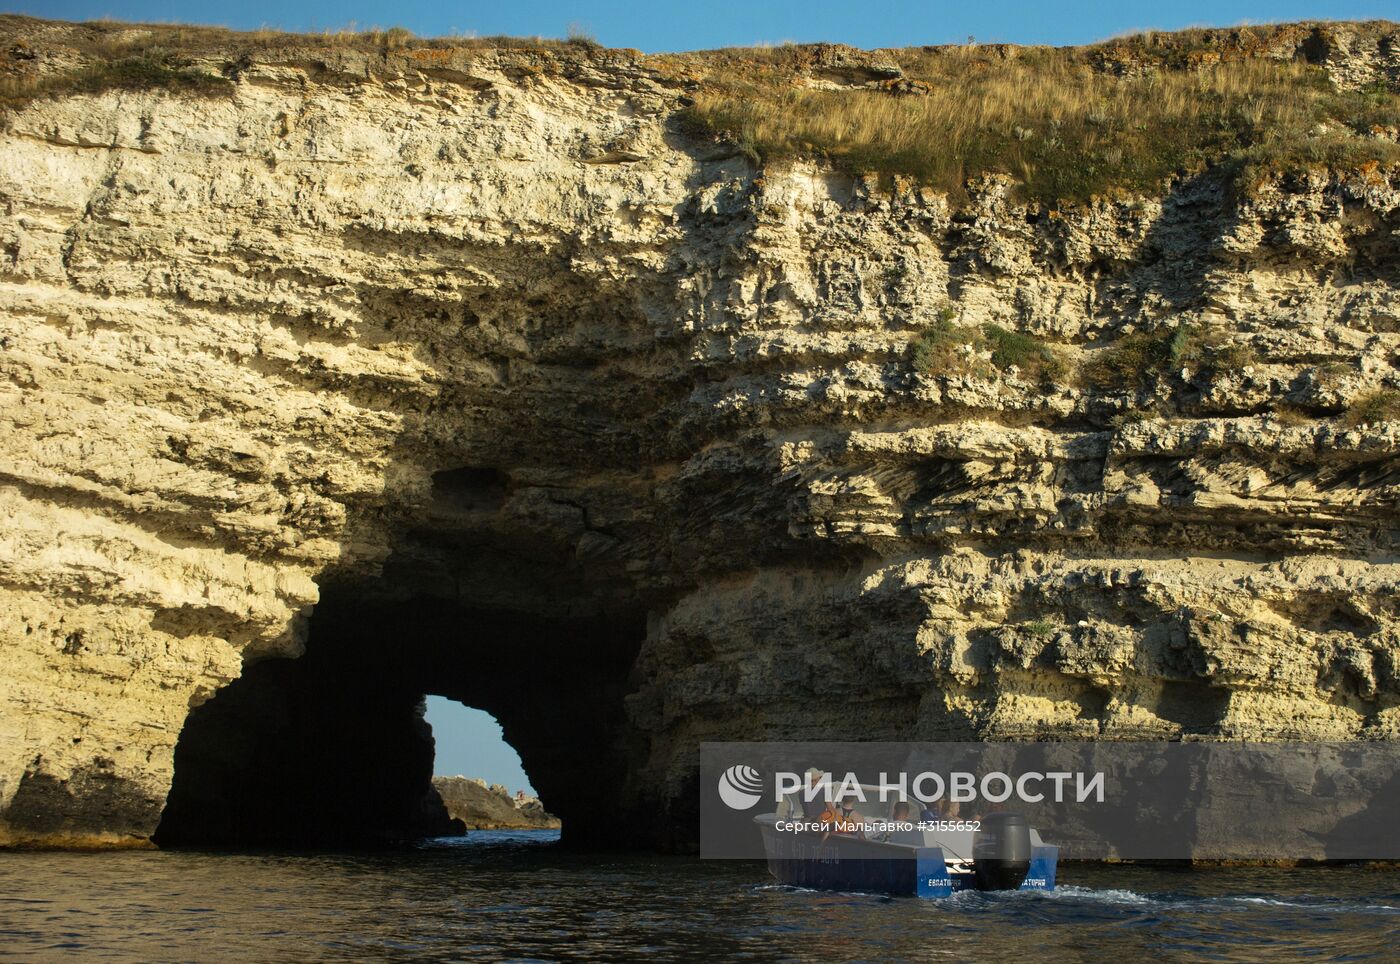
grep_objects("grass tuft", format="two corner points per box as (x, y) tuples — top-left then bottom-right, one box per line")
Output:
(565, 23), (600, 49)
(382, 26), (414, 50)
(1270, 402), (1315, 426)
(1341, 389), (1400, 427)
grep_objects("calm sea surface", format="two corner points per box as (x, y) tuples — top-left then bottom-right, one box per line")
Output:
(2, 831), (1398, 961)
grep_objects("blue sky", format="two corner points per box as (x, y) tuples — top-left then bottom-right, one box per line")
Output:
(15, 0), (1400, 52)
(425, 697), (536, 795)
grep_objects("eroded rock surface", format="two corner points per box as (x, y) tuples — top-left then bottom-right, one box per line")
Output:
(433, 777), (560, 831)
(0, 18), (1398, 849)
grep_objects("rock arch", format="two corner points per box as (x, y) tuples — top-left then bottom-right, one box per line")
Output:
(154, 589), (646, 848)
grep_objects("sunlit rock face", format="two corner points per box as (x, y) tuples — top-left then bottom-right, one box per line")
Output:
(1, 19), (1398, 850)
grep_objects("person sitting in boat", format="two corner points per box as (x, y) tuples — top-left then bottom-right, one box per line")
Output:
(820, 790), (866, 840)
(890, 800), (913, 825)
(919, 799), (963, 822)
(776, 767), (828, 820)
(800, 768), (828, 818)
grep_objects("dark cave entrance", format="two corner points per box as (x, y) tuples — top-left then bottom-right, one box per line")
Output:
(153, 588), (646, 849)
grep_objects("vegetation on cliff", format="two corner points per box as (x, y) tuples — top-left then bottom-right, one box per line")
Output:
(0, 16), (584, 108)
(1, 48), (232, 103)
(681, 30), (1400, 203)
(1344, 389), (1400, 427)
(909, 312), (1069, 386)
(1080, 324), (1256, 391)
(2, 17), (1398, 205)
(432, 777), (561, 831)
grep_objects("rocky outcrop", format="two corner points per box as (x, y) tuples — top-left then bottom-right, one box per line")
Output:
(433, 777), (560, 830)
(0, 17), (1397, 850)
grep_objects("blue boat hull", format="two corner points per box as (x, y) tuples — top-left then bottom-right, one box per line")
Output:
(759, 826), (1058, 898)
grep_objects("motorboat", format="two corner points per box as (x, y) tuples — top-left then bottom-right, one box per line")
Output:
(754, 786), (1058, 898)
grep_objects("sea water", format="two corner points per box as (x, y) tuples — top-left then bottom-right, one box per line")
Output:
(2, 831), (1397, 961)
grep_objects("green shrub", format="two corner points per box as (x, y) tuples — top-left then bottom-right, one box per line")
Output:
(881, 261), (909, 292)
(983, 324), (1068, 385)
(1172, 326), (1255, 372)
(1081, 324), (1253, 391)
(908, 317), (1067, 386)
(1082, 331), (1169, 391)
(1024, 619), (1057, 637)
(909, 318), (981, 377)
(89, 52), (230, 93)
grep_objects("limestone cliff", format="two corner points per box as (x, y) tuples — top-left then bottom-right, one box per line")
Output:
(0, 16), (1397, 850)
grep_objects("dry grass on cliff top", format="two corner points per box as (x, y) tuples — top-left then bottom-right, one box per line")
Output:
(4, 16), (1400, 204)
(0, 15), (600, 107)
(680, 34), (1400, 203)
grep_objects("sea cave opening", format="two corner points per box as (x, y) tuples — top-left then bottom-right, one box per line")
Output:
(425, 699), (537, 796)
(153, 584), (646, 850)
(423, 698), (561, 836)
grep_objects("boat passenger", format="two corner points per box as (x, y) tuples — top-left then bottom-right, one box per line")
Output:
(801, 767), (828, 818)
(776, 767), (828, 820)
(821, 791), (866, 839)
(919, 799), (963, 821)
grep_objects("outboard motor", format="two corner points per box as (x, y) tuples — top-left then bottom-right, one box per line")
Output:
(973, 813), (1032, 891)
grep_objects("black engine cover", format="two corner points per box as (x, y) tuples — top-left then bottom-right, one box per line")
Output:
(973, 812), (1032, 891)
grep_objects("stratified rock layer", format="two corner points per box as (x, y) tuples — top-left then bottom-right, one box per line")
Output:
(0, 18), (1397, 849)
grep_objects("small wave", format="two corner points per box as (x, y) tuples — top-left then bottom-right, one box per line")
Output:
(1225, 895), (1400, 914)
(1029, 886), (1156, 906)
(1036, 887), (1400, 916)
(753, 879), (1400, 919)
